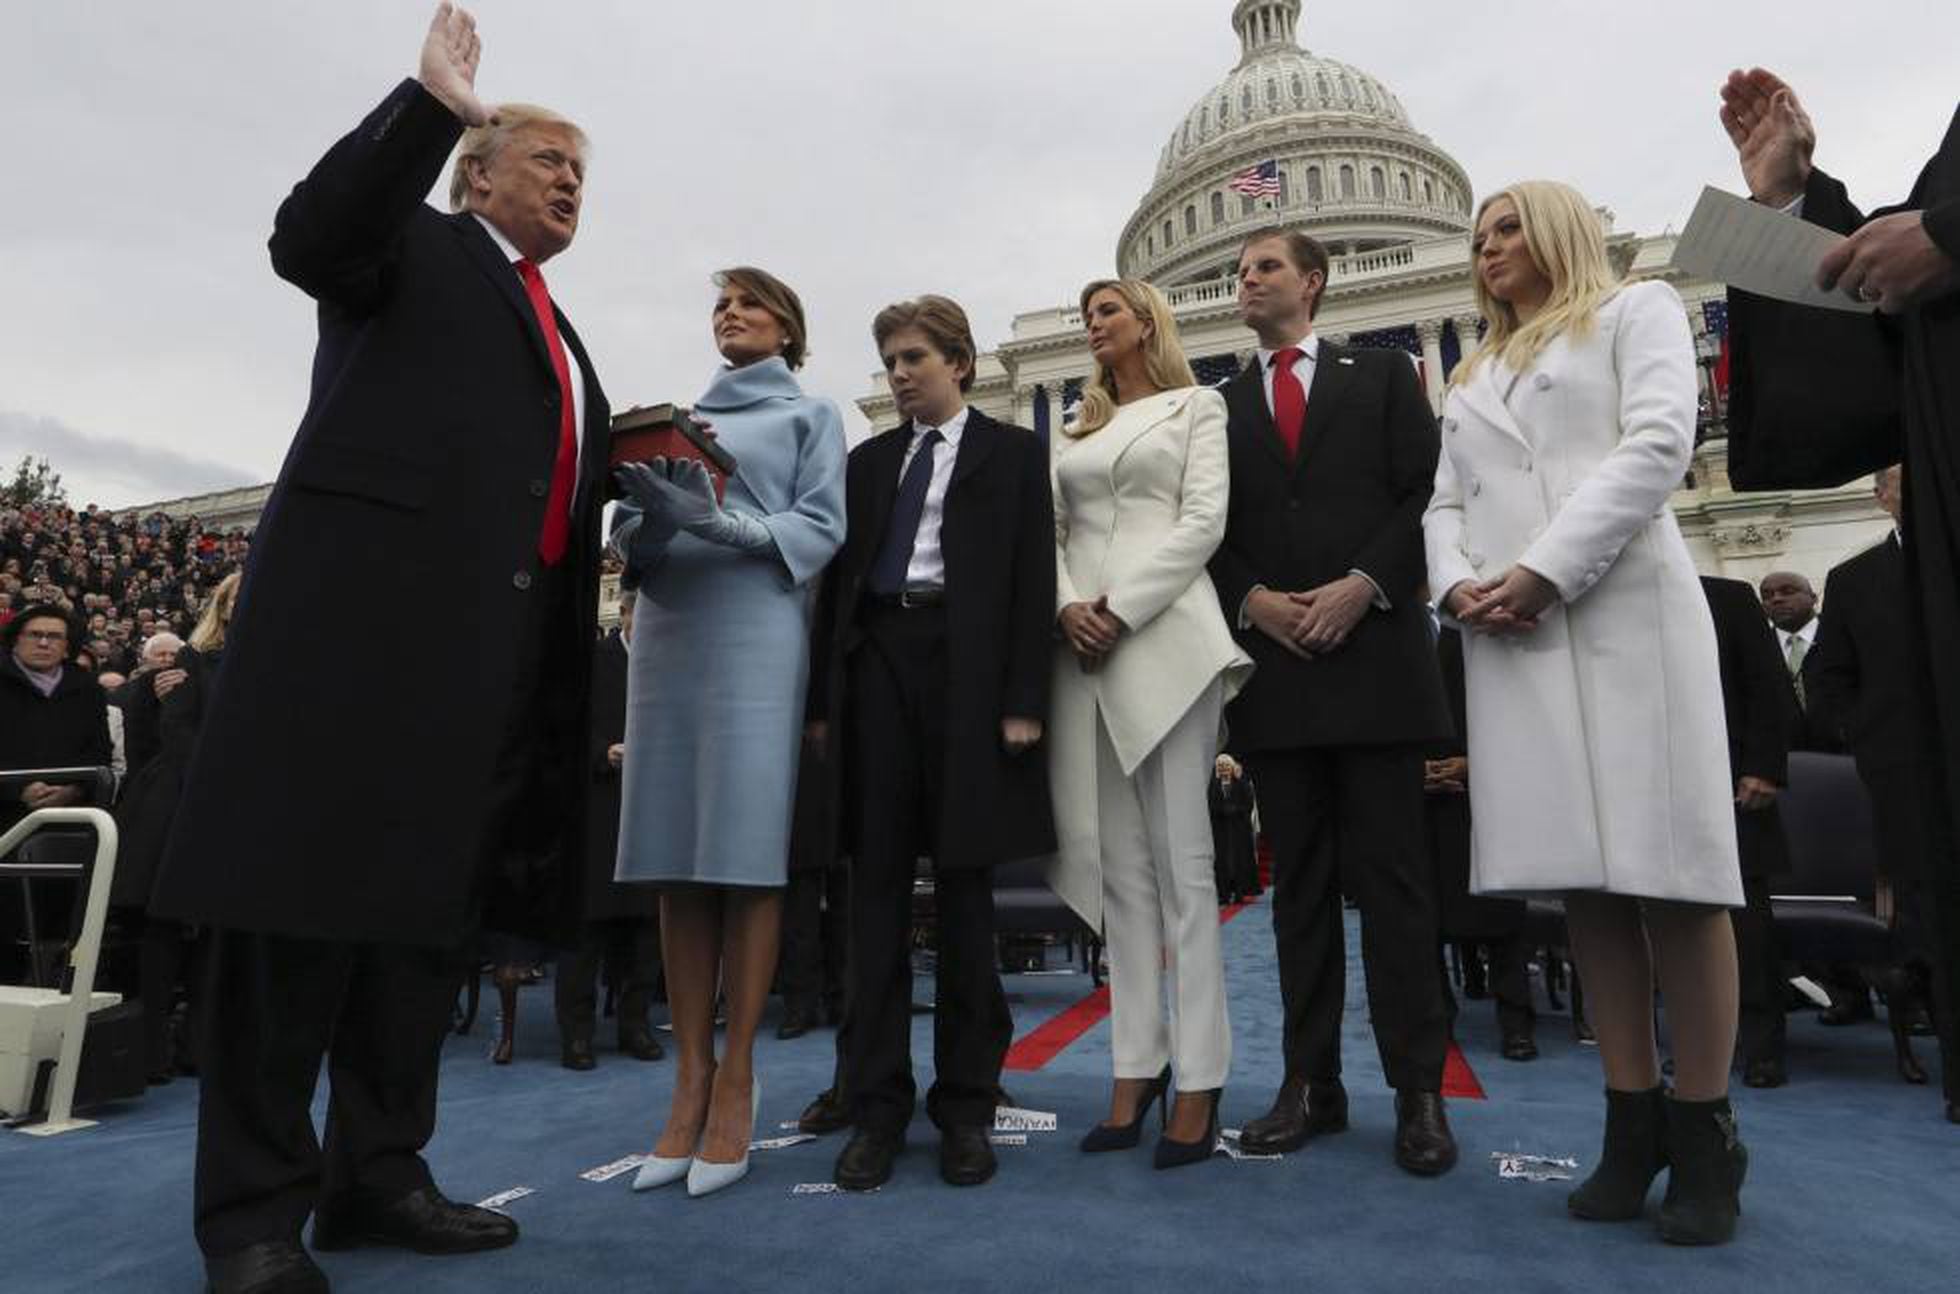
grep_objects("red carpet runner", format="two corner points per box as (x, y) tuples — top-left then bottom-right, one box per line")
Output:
(1003, 898), (1487, 1099)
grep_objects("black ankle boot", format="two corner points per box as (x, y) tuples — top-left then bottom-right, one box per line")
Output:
(1567, 1085), (1668, 1221)
(1657, 1095), (1747, 1245)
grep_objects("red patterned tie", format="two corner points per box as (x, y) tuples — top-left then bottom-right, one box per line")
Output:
(1271, 346), (1306, 460)
(515, 258), (578, 566)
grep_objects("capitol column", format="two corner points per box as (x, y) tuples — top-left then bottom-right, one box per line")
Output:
(1416, 319), (1446, 414)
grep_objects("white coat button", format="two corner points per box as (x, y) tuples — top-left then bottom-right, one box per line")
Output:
(1534, 374), (1553, 390)
(1470, 477), (1482, 496)
(1468, 551), (1486, 567)
(1444, 417), (1458, 433)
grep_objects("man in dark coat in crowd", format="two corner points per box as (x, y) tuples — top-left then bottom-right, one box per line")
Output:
(1701, 576), (1798, 1088)
(555, 595), (664, 1071)
(1, 605), (112, 984)
(1209, 755), (1260, 904)
(1719, 70), (1960, 1122)
(1808, 465), (1953, 1089)
(146, 9), (611, 1289)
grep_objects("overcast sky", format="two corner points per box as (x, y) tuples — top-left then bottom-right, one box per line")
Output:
(4, 1), (1953, 508)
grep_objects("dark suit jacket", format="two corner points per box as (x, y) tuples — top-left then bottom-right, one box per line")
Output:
(1701, 577), (1794, 879)
(1780, 622), (1842, 754)
(1209, 346), (1449, 750)
(0, 655), (111, 835)
(807, 408), (1056, 869)
(152, 81), (610, 946)
(111, 646), (217, 909)
(1810, 535), (1915, 778)
(579, 633), (658, 922)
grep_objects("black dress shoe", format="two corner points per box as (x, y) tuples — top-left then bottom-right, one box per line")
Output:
(834, 1128), (902, 1191)
(1742, 1058), (1787, 1089)
(204, 1240), (328, 1294)
(799, 1086), (852, 1136)
(1393, 1090), (1458, 1176)
(1500, 1032), (1540, 1062)
(312, 1186), (517, 1255)
(619, 1030), (665, 1061)
(560, 1037), (597, 1072)
(1239, 1077), (1347, 1155)
(939, 1125), (997, 1186)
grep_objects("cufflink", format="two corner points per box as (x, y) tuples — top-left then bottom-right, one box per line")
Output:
(1337, 357), (1356, 366)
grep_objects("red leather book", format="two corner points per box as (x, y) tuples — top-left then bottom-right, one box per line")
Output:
(607, 403), (736, 501)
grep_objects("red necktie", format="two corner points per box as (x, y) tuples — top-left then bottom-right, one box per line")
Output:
(515, 258), (578, 567)
(1270, 346), (1306, 460)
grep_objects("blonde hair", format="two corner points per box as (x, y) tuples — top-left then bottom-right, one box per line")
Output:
(448, 104), (589, 211)
(189, 572), (241, 655)
(1069, 279), (1198, 437)
(1452, 181), (1622, 386)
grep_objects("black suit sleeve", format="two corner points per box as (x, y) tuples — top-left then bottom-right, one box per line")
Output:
(268, 79), (467, 314)
(1807, 565), (1859, 749)
(1349, 356), (1440, 603)
(1724, 585), (1795, 785)
(1002, 435), (1057, 721)
(1725, 167), (1905, 490)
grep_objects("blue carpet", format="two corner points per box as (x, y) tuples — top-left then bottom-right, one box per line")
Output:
(4, 902), (1957, 1292)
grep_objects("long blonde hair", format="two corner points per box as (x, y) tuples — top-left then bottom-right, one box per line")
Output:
(189, 572), (240, 655)
(1452, 180), (1622, 386)
(1069, 279), (1198, 437)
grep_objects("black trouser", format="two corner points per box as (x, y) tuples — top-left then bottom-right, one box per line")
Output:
(1867, 761), (1959, 1099)
(191, 929), (465, 1257)
(1245, 745), (1449, 1092)
(138, 914), (195, 1074)
(1443, 936), (1535, 1039)
(842, 606), (1011, 1135)
(1732, 874), (1787, 1067)
(554, 916), (661, 1046)
(782, 866), (847, 1020)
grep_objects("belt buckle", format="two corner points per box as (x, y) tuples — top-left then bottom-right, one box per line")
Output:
(899, 589), (927, 609)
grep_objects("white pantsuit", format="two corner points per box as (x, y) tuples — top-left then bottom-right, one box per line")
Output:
(1423, 281), (1741, 907)
(1046, 386), (1254, 1089)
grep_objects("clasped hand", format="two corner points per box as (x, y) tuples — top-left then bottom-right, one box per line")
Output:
(1247, 574), (1375, 659)
(1448, 565), (1558, 636)
(1059, 596), (1126, 672)
(615, 457), (722, 532)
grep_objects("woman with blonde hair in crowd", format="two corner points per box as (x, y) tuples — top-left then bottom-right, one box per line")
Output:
(1046, 278), (1252, 1169)
(1424, 180), (1747, 1243)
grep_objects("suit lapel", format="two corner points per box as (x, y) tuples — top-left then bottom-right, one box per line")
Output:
(1224, 362), (1289, 471)
(449, 213), (557, 381)
(949, 408), (1000, 490)
(1451, 359), (1533, 452)
(855, 425), (910, 575)
(1292, 343), (1355, 474)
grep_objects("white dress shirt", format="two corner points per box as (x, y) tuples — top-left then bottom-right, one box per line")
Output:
(1775, 616), (1818, 661)
(896, 404), (968, 590)
(473, 214), (587, 475)
(1239, 331), (1388, 620)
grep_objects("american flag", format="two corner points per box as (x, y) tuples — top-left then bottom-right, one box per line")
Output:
(1701, 298), (1729, 337)
(1227, 160), (1281, 198)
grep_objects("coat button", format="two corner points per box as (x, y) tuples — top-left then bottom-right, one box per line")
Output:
(1286, 499), (1301, 511)
(1523, 458), (1534, 473)
(1534, 374), (1553, 390)
(1470, 477), (1482, 496)
(1468, 551), (1486, 567)
(513, 571), (533, 591)
(529, 479), (548, 498)
(1443, 417), (1458, 433)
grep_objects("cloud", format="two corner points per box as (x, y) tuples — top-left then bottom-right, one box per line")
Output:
(0, 410), (260, 511)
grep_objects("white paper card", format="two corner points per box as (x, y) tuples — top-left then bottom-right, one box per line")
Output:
(476, 1186), (536, 1211)
(579, 1154), (650, 1183)
(1671, 186), (1869, 313)
(1492, 1152), (1578, 1182)
(992, 1107), (1058, 1133)
(750, 1133), (819, 1152)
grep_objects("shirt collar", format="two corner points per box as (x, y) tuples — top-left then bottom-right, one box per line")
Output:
(471, 212), (524, 265)
(913, 403), (970, 449)
(1778, 619), (1817, 646)
(1257, 333), (1320, 370)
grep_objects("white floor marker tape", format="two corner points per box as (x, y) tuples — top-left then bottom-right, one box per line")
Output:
(989, 1133), (1029, 1147)
(750, 1133), (819, 1152)
(992, 1107), (1058, 1132)
(476, 1187), (536, 1211)
(793, 1182), (875, 1195)
(1491, 1152), (1577, 1182)
(580, 1154), (650, 1183)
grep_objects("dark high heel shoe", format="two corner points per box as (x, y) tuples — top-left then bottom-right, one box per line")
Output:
(1080, 1066), (1171, 1152)
(1153, 1088), (1221, 1170)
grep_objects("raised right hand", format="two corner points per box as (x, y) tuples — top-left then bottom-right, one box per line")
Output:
(1718, 68), (1815, 207)
(418, 2), (491, 127)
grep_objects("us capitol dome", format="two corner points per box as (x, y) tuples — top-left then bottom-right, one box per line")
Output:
(1119, 0), (1473, 285)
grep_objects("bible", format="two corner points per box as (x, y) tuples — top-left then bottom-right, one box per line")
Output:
(607, 403), (737, 501)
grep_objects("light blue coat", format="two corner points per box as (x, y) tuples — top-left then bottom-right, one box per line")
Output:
(613, 358), (847, 886)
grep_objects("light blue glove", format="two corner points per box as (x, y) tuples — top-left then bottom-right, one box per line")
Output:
(611, 459), (682, 568)
(617, 457), (772, 552)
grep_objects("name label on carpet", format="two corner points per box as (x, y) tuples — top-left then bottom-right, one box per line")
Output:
(1492, 1152), (1577, 1182)
(989, 1133), (1029, 1146)
(751, 1133), (819, 1152)
(992, 1107), (1058, 1132)
(793, 1182), (879, 1195)
(477, 1186), (536, 1211)
(581, 1155), (650, 1183)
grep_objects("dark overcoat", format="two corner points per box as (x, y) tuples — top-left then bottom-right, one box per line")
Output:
(0, 656), (111, 835)
(150, 80), (609, 947)
(806, 409), (1056, 869)
(581, 632), (659, 922)
(111, 645), (218, 909)
(1208, 346), (1450, 752)
(1700, 577), (1794, 880)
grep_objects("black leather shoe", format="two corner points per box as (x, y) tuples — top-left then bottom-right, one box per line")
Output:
(311, 1186), (517, 1255)
(939, 1125), (997, 1187)
(834, 1129), (903, 1191)
(204, 1240), (328, 1294)
(1240, 1077), (1347, 1154)
(1500, 1032), (1540, 1062)
(619, 1030), (665, 1061)
(1742, 1058), (1787, 1089)
(1393, 1090), (1458, 1176)
(799, 1086), (852, 1136)
(560, 1037), (597, 1072)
